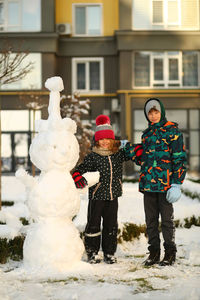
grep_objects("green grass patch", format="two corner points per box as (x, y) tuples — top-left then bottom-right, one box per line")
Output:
(0, 236), (25, 264)
(122, 178), (139, 184)
(134, 278), (154, 291)
(181, 188), (200, 201)
(118, 223), (146, 243)
(154, 275), (168, 280)
(98, 279), (105, 283)
(134, 254), (145, 258)
(20, 218), (29, 226)
(2, 201), (14, 207)
(188, 178), (200, 184)
(132, 277), (166, 294)
(47, 277), (79, 284)
(129, 266), (139, 272)
(174, 215), (200, 228)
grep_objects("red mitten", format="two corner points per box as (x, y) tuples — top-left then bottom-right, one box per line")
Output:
(72, 172), (88, 189)
(135, 144), (143, 157)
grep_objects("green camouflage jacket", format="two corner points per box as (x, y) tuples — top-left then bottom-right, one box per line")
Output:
(139, 99), (187, 193)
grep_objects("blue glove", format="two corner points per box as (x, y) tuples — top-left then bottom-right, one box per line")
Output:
(120, 140), (129, 148)
(166, 184), (181, 203)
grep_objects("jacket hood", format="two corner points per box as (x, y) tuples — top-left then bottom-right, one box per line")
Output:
(144, 98), (166, 123)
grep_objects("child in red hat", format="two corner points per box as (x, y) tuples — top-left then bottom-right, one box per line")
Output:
(72, 115), (142, 264)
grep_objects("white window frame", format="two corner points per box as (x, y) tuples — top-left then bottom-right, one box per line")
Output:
(72, 57), (104, 94)
(133, 51), (199, 89)
(151, 0), (181, 28)
(151, 52), (182, 87)
(72, 3), (103, 36)
(0, 0), (21, 31)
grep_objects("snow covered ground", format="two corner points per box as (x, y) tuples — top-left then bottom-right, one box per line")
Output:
(0, 175), (200, 300)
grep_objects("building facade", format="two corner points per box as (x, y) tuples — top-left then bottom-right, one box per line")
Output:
(0, 0), (200, 173)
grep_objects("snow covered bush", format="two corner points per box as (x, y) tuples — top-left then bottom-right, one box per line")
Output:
(60, 93), (93, 163)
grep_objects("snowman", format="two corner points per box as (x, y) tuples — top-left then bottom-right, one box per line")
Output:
(16, 76), (99, 273)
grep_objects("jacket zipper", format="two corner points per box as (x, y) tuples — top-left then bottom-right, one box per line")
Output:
(167, 169), (170, 187)
(92, 182), (101, 199)
(108, 156), (113, 200)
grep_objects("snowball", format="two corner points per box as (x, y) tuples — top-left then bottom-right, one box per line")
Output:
(45, 76), (64, 92)
(15, 168), (27, 179)
(61, 117), (77, 134)
(83, 171), (100, 187)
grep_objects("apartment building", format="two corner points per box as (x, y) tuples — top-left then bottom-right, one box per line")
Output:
(0, 0), (199, 173)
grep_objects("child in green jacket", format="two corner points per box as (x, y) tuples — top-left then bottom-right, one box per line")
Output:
(125, 98), (187, 266)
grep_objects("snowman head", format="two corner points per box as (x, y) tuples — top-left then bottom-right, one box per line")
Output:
(29, 76), (80, 172)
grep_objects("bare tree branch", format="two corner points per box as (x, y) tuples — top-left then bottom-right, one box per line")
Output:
(0, 46), (34, 85)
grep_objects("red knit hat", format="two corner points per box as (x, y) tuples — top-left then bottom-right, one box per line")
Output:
(94, 115), (115, 141)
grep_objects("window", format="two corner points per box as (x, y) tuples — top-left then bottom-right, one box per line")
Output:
(1, 53), (42, 90)
(134, 51), (199, 88)
(73, 4), (102, 36)
(152, 0), (163, 24)
(0, 0), (41, 32)
(72, 58), (104, 94)
(133, 0), (199, 30)
(152, 0), (181, 26)
(1, 110), (41, 132)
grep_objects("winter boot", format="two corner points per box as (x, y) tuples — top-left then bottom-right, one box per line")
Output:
(143, 249), (160, 266)
(160, 249), (176, 266)
(104, 254), (117, 264)
(87, 253), (101, 264)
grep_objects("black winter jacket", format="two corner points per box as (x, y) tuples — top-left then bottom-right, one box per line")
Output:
(75, 148), (131, 201)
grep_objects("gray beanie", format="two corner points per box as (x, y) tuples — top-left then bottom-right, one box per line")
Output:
(145, 99), (161, 116)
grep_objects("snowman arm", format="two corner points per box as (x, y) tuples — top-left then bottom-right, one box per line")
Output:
(77, 171), (100, 195)
(15, 168), (36, 189)
(82, 171), (100, 188)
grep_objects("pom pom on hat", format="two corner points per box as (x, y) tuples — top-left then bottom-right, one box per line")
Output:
(96, 114), (110, 126)
(95, 114), (115, 141)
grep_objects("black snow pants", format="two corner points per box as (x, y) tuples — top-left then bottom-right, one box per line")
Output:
(84, 199), (118, 256)
(144, 192), (176, 252)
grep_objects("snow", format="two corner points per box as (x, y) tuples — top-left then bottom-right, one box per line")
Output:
(0, 176), (200, 299)
(0, 76), (199, 298)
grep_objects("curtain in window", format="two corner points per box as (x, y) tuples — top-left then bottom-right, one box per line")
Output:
(0, 3), (4, 25)
(134, 52), (150, 86)
(167, 0), (179, 24)
(169, 58), (178, 80)
(77, 63), (86, 89)
(182, 51), (198, 86)
(75, 6), (86, 35)
(90, 62), (100, 90)
(152, 0), (163, 23)
(88, 6), (101, 35)
(8, 1), (20, 30)
(154, 58), (163, 80)
(22, 0), (41, 31)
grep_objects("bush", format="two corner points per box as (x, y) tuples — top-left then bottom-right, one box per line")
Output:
(181, 188), (200, 201)
(118, 223), (146, 243)
(0, 236), (25, 264)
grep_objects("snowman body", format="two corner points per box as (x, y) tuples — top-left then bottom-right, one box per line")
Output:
(16, 77), (98, 272)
